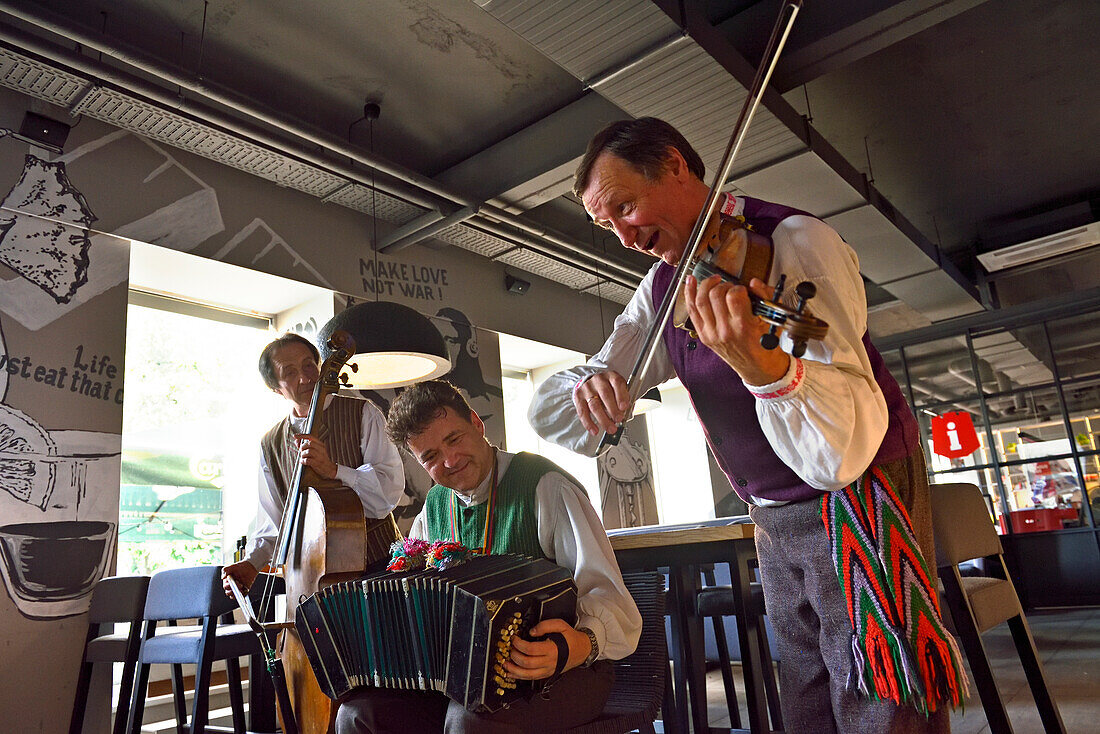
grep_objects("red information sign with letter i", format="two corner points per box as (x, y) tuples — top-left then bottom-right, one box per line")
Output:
(930, 411), (980, 459)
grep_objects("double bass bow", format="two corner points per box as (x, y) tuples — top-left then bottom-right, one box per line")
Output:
(600, 0), (827, 450)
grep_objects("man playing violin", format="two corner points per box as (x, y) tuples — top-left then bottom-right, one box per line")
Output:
(337, 379), (641, 734)
(221, 332), (405, 597)
(529, 118), (952, 733)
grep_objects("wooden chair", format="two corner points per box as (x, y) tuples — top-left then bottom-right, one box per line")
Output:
(930, 482), (1066, 734)
(69, 575), (152, 734)
(561, 571), (667, 734)
(125, 565), (262, 734)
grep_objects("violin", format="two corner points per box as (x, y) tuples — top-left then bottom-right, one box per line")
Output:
(672, 213), (829, 359)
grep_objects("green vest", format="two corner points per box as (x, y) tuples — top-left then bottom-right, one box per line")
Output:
(424, 452), (568, 558)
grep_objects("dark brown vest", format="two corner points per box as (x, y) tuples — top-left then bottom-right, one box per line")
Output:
(261, 395), (399, 565)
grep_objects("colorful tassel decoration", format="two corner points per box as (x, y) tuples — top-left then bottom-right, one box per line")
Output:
(822, 466), (969, 714)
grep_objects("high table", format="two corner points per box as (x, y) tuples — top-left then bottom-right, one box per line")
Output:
(608, 518), (774, 734)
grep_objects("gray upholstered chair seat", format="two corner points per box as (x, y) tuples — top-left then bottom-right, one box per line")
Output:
(84, 629), (138, 663)
(960, 575), (1020, 634)
(70, 575), (151, 734)
(693, 581), (766, 618)
(138, 622), (258, 664)
(126, 566), (259, 734)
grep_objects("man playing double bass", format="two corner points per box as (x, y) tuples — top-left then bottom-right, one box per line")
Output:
(530, 118), (963, 733)
(222, 332), (405, 596)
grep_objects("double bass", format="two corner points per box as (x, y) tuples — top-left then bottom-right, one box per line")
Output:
(243, 331), (400, 734)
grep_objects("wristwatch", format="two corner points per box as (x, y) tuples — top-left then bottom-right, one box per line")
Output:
(577, 626), (599, 667)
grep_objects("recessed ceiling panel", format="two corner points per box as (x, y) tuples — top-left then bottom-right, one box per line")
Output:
(496, 248), (599, 291)
(882, 271), (983, 323)
(731, 150), (864, 217)
(481, 0), (675, 83)
(579, 280), (634, 306)
(434, 223), (516, 259)
(596, 41), (805, 178)
(0, 47), (84, 105)
(325, 184), (425, 224)
(826, 205), (936, 284)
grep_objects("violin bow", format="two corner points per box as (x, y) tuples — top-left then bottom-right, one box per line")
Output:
(598, 0), (803, 451)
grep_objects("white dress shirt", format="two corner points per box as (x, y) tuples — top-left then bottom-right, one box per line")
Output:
(246, 396), (404, 569)
(409, 450), (643, 662)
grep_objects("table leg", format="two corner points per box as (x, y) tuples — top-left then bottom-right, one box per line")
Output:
(728, 550), (770, 733)
(665, 567), (691, 734)
(670, 564), (710, 734)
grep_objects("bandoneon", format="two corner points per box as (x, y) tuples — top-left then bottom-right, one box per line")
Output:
(295, 554), (577, 712)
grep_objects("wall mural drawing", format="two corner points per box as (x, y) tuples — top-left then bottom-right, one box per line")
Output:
(104, 135), (224, 254)
(597, 422), (659, 530)
(435, 306), (503, 406)
(0, 136), (122, 619)
(214, 217), (335, 289)
(0, 152), (94, 303)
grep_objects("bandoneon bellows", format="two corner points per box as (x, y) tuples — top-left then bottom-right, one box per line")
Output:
(295, 554), (578, 712)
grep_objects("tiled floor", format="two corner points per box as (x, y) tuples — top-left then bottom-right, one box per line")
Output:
(702, 607), (1098, 733)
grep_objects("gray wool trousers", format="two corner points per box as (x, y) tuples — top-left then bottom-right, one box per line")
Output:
(749, 450), (953, 734)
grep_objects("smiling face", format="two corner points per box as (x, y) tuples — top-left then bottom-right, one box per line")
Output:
(581, 149), (709, 266)
(270, 342), (321, 417)
(406, 406), (494, 493)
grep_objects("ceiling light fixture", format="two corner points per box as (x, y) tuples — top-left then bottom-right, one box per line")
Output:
(317, 301), (451, 390)
(977, 221), (1100, 272)
(315, 102), (449, 389)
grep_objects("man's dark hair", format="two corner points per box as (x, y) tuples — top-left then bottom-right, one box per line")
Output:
(386, 380), (475, 450)
(258, 332), (320, 390)
(573, 117), (706, 198)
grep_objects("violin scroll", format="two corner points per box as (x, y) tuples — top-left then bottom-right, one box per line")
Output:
(755, 277), (825, 358)
(675, 222), (830, 357)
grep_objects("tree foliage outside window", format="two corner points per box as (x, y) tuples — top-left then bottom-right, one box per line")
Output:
(120, 302), (283, 574)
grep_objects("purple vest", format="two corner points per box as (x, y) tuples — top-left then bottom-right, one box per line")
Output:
(652, 196), (919, 504)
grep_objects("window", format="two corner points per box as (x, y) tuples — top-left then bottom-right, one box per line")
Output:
(119, 297), (282, 574)
(499, 334), (600, 512)
(120, 241), (332, 574)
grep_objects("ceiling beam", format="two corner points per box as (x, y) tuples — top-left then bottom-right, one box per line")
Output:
(435, 92), (626, 211)
(761, 0), (994, 91)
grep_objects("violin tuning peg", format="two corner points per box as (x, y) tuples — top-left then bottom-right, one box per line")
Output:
(349, 363), (359, 373)
(771, 274), (787, 302)
(760, 327), (780, 351)
(794, 281), (816, 314)
(792, 340), (807, 358)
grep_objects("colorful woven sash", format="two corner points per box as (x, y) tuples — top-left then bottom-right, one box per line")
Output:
(821, 466), (969, 714)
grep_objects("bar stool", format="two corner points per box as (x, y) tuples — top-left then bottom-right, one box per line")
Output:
(126, 565), (262, 734)
(69, 575), (152, 734)
(694, 564), (783, 731)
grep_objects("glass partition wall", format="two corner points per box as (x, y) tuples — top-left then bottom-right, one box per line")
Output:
(878, 296), (1100, 536)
